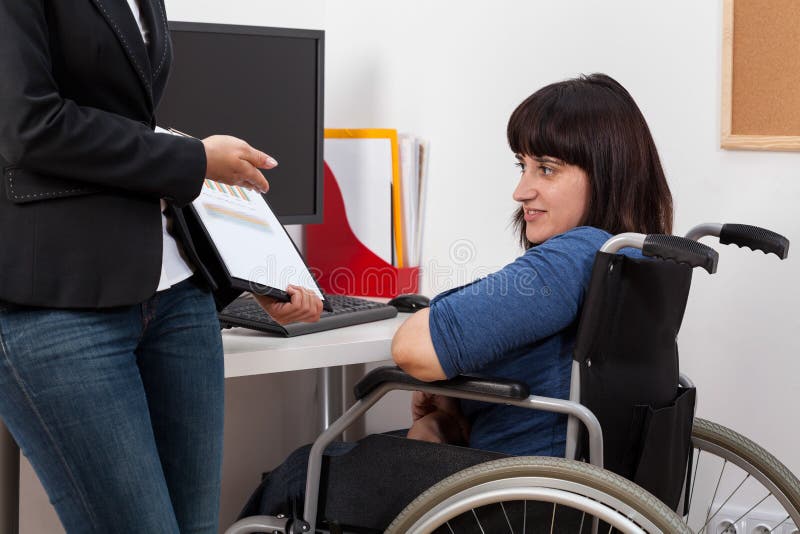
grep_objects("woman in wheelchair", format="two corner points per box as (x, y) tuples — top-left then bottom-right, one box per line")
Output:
(243, 72), (675, 517)
(231, 74), (799, 534)
(395, 72), (673, 457)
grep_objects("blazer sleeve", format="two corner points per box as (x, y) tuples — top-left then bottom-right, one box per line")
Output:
(0, 0), (207, 207)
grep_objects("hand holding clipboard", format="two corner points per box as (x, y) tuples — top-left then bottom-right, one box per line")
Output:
(163, 127), (324, 325)
(168, 127), (277, 195)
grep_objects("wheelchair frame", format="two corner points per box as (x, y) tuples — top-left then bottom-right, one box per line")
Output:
(226, 223), (792, 534)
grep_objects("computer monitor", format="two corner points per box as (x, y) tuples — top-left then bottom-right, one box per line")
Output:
(157, 22), (325, 225)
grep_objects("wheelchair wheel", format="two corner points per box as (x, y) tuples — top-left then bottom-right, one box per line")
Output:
(686, 418), (800, 532)
(386, 456), (691, 534)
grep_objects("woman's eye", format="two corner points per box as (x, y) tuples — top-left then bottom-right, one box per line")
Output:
(539, 165), (554, 176)
(515, 161), (525, 172)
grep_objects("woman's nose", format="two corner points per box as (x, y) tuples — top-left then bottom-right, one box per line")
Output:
(513, 176), (537, 202)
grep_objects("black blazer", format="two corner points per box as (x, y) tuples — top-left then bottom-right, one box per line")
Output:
(0, 0), (236, 309)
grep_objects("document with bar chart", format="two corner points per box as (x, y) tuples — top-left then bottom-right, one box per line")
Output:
(191, 179), (323, 299)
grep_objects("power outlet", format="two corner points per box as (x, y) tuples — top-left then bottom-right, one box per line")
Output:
(739, 515), (796, 533)
(710, 503), (797, 534)
(748, 523), (772, 534)
(715, 519), (742, 534)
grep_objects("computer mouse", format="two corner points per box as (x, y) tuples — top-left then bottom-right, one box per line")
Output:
(388, 293), (431, 313)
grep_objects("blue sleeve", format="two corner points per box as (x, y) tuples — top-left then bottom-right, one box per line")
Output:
(428, 227), (611, 379)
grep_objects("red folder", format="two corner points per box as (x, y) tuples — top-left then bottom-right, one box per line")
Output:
(304, 163), (419, 297)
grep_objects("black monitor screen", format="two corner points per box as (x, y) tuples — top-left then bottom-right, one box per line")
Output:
(157, 22), (324, 224)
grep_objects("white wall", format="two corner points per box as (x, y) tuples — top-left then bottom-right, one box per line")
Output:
(164, 0), (323, 29)
(325, 0), (800, 474)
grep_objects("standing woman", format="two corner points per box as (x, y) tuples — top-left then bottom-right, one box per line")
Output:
(0, 0), (321, 532)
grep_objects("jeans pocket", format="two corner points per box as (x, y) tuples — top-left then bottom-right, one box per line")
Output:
(631, 387), (696, 510)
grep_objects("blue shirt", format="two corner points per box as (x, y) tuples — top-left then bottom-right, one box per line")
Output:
(428, 226), (629, 456)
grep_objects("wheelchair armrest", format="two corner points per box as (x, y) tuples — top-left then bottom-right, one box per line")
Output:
(353, 365), (531, 400)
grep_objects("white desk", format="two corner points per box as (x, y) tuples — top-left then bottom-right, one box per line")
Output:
(0, 314), (408, 534)
(223, 315), (407, 378)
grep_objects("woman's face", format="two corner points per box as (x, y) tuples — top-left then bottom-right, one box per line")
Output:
(512, 154), (590, 245)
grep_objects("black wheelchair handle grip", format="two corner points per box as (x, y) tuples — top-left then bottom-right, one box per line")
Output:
(642, 235), (719, 274)
(353, 365), (530, 401)
(719, 224), (789, 259)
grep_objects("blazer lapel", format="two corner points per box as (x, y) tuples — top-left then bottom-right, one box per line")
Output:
(138, 0), (172, 100)
(89, 0), (154, 108)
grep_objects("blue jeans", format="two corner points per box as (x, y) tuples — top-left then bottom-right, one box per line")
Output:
(0, 277), (224, 534)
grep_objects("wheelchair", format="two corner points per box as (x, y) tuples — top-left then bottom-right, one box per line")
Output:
(227, 223), (797, 534)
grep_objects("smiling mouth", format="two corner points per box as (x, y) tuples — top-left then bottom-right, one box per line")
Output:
(523, 208), (546, 221)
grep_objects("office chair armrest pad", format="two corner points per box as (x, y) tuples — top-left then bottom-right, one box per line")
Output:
(353, 365), (530, 400)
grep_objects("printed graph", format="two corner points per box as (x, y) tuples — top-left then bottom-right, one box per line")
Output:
(201, 203), (273, 234)
(204, 180), (252, 201)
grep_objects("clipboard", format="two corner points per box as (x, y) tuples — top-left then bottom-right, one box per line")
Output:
(161, 128), (331, 310)
(186, 181), (331, 310)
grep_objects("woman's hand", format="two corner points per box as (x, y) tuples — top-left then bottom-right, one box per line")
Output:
(251, 285), (323, 325)
(407, 410), (470, 445)
(410, 392), (470, 444)
(202, 135), (277, 193)
(411, 391), (462, 421)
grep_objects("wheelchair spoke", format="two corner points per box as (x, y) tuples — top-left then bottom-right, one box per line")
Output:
(770, 515), (790, 532)
(499, 502), (513, 533)
(578, 511), (585, 533)
(700, 459), (728, 534)
(686, 449), (702, 522)
(445, 521), (455, 534)
(549, 503), (556, 534)
(471, 508), (486, 534)
(729, 493), (771, 526)
(522, 500), (526, 534)
(699, 471), (751, 533)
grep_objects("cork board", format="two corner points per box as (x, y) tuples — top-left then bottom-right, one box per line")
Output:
(722, 0), (800, 150)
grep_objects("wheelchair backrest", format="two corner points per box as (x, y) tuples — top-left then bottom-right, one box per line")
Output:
(574, 251), (696, 509)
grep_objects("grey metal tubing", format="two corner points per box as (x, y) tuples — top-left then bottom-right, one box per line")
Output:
(504, 394), (603, 468)
(0, 421), (19, 534)
(320, 367), (332, 430)
(319, 366), (346, 433)
(303, 390), (385, 533)
(599, 233), (646, 254)
(685, 223), (723, 242)
(601, 225), (727, 252)
(564, 360), (581, 460)
(301, 381), (605, 533)
(679, 373), (695, 389)
(679, 373), (699, 421)
(224, 514), (289, 534)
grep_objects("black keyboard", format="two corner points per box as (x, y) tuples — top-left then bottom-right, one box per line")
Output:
(218, 294), (399, 337)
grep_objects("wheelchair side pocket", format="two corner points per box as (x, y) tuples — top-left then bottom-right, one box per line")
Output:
(630, 386), (696, 511)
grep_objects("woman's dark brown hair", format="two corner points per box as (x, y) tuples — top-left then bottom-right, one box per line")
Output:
(508, 73), (673, 249)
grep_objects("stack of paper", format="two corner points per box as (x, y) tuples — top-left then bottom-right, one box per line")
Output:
(398, 134), (430, 267)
